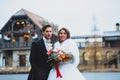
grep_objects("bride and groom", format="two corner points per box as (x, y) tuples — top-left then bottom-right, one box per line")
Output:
(27, 25), (86, 80)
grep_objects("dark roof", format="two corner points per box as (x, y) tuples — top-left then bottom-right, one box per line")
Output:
(1, 8), (48, 31)
(13, 8), (46, 28)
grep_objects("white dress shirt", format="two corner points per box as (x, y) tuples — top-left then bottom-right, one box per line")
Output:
(43, 37), (52, 51)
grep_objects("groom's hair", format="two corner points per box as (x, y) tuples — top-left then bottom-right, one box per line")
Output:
(42, 25), (52, 32)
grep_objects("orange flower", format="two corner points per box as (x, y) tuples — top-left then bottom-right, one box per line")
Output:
(61, 53), (65, 58)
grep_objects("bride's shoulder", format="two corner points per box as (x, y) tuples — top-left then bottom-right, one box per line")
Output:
(66, 39), (75, 43)
(54, 41), (59, 45)
(54, 39), (75, 45)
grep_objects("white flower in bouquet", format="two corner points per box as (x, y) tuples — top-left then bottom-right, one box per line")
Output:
(47, 43), (53, 51)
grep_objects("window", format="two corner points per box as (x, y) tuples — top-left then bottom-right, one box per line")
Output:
(19, 55), (26, 67)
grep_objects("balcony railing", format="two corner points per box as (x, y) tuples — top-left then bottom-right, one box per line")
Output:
(1, 42), (32, 50)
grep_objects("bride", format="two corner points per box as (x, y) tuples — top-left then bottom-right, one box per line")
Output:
(48, 28), (86, 80)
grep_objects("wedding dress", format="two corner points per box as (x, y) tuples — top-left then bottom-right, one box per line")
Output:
(48, 39), (86, 80)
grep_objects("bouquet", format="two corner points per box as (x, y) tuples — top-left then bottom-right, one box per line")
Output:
(47, 49), (73, 67)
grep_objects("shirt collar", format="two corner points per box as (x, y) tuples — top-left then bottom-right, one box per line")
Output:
(43, 37), (51, 43)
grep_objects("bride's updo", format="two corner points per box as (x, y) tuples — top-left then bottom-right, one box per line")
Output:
(58, 28), (70, 42)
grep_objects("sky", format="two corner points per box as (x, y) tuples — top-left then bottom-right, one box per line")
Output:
(0, 0), (120, 36)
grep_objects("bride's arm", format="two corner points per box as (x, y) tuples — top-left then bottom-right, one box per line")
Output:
(67, 39), (80, 67)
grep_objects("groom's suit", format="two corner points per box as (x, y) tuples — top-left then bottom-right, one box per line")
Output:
(28, 38), (52, 80)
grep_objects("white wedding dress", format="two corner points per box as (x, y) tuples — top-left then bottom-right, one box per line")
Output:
(48, 39), (86, 80)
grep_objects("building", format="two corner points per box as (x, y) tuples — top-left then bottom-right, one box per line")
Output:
(71, 35), (104, 70)
(103, 23), (120, 68)
(72, 23), (120, 71)
(0, 9), (58, 73)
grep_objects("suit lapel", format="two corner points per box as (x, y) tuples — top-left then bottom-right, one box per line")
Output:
(38, 38), (47, 52)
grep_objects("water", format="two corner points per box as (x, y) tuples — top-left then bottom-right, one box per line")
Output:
(0, 72), (120, 80)
(82, 72), (120, 80)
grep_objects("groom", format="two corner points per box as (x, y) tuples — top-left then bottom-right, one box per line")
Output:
(28, 25), (54, 80)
